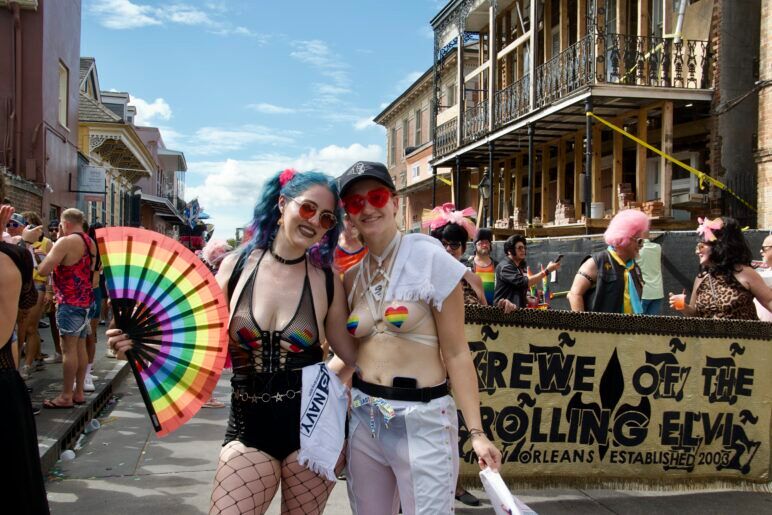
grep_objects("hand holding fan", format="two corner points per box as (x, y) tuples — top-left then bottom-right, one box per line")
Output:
(96, 227), (229, 437)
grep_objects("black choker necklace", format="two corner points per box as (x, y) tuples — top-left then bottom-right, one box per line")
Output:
(270, 247), (305, 265)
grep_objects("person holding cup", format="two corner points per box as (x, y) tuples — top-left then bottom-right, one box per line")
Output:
(668, 217), (772, 320)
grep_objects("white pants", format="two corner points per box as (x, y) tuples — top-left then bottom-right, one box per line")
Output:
(346, 389), (459, 515)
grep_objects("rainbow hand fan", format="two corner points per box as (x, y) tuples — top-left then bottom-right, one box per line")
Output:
(96, 227), (229, 437)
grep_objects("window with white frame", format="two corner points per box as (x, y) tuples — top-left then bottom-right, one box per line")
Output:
(412, 164), (420, 178)
(58, 62), (69, 127)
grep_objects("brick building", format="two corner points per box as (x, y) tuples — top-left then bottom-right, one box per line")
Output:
(405, 0), (764, 236)
(0, 0), (82, 222)
(757, 0), (772, 228)
(374, 64), (456, 232)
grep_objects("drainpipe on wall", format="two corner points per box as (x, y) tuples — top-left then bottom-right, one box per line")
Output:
(12, 1), (23, 177)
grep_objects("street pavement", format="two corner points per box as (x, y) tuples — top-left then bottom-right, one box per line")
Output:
(39, 328), (772, 514)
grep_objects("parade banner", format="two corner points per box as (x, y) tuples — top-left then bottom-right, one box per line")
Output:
(458, 307), (772, 490)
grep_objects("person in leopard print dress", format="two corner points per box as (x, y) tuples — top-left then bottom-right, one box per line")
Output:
(669, 217), (772, 320)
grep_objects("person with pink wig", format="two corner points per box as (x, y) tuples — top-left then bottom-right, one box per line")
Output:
(199, 239), (234, 408)
(568, 209), (649, 313)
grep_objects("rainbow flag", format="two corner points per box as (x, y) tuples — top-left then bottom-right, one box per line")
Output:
(541, 264), (550, 306)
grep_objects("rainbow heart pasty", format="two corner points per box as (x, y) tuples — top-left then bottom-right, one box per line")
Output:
(347, 316), (359, 335)
(384, 306), (408, 328)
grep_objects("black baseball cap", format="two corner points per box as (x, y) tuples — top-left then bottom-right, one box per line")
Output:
(337, 161), (395, 197)
(475, 228), (493, 243)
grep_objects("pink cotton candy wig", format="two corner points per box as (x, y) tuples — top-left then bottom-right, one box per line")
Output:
(201, 239), (233, 268)
(604, 209), (650, 248)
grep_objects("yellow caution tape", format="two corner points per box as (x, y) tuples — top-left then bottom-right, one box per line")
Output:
(436, 175), (452, 186)
(586, 111), (756, 212)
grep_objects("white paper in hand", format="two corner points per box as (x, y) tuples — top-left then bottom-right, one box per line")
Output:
(479, 468), (537, 515)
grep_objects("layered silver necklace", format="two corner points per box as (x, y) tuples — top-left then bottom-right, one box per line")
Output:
(357, 231), (401, 324)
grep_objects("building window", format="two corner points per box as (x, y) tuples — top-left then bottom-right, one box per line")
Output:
(415, 109), (422, 146)
(402, 119), (409, 153)
(412, 164), (420, 178)
(390, 127), (397, 165)
(58, 62), (69, 127)
(446, 84), (456, 107)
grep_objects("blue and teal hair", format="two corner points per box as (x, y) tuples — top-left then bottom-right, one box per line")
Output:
(239, 169), (342, 268)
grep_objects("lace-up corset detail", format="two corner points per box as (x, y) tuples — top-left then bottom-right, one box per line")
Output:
(228, 252), (322, 374)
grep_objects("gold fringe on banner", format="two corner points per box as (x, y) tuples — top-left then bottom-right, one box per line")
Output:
(457, 475), (772, 493)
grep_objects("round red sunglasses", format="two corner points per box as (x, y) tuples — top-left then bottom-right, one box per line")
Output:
(286, 197), (338, 230)
(341, 187), (392, 215)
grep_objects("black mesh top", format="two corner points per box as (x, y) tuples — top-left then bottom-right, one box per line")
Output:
(228, 251), (323, 374)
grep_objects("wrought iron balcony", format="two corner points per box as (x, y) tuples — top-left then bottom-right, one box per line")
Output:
(598, 33), (711, 89)
(435, 118), (457, 157)
(433, 32), (712, 158)
(535, 36), (594, 108)
(462, 98), (488, 145)
(494, 73), (531, 128)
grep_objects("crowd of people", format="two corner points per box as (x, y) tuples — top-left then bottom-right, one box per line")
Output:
(3, 160), (772, 514)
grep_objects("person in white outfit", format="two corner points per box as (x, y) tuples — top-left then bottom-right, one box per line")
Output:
(335, 162), (501, 515)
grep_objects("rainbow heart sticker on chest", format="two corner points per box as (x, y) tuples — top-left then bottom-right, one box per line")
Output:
(346, 316), (359, 335)
(384, 306), (408, 328)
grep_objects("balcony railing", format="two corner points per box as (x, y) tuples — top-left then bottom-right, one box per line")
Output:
(535, 35), (594, 108)
(495, 73), (531, 128)
(598, 33), (710, 89)
(436, 118), (457, 157)
(434, 32), (711, 158)
(462, 98), (488, 145)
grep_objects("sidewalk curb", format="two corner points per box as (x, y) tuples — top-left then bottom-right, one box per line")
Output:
(38, 359), (131, 474)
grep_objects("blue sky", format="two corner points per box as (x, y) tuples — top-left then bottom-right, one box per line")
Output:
(82, 0), (445, 239)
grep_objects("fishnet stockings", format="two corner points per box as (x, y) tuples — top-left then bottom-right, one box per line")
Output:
(210, 441), (343, 515)
(210, 441), (280, 515)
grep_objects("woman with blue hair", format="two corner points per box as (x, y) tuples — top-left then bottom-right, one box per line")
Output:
(109, 169), (357, 514)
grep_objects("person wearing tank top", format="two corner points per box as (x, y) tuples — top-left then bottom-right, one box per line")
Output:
(108, 170), (357, 515)
(334, 162), (501, 515)
(36, 208), (95, 410)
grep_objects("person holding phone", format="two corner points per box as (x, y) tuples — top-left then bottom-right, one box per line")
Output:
(494, 234), (561, 311)
(336, 161), (501, 515)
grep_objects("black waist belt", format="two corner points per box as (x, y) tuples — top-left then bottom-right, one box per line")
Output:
(352, 375), (448, 403)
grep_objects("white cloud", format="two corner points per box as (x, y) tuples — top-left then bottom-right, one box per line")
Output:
(187, 125), (297, 156)
(88, 0), (259, 37)
(130, 96), (172, 126)
(185, 143), (383, 239)
(89, 0), (160, 29)
(246, 103), (297, 114)
(354, 116), (377, 131)
(290, 40), (351, 105)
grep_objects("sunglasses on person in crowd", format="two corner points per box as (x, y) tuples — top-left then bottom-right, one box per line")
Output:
(341, 187), (392, 215)
(6, 221), (22, 229)
(286, 197), (337, 230)
(442, 240), (463, 250)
